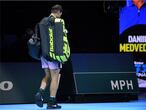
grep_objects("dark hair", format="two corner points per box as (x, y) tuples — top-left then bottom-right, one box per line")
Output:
(51, 4), (63, 13)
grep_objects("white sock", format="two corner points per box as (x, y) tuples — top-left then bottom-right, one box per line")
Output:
(50, 96), (56, 98)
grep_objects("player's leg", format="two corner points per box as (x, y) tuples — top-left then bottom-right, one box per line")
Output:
(47, 62), (62, 109)
(47, 69), (61, 109)
(50, 69), (61, 97)
(40, 68), (51, 90)
(35, 68), (51, 107)
(35, 57), (51, 107)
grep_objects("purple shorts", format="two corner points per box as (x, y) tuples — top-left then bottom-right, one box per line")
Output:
(41, 56), (62, 69)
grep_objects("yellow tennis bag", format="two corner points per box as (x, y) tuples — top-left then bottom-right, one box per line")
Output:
(39, 17), (70, 63)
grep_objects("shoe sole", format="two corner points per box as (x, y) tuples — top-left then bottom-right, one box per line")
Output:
(47, 106), (61, 109)
(47, 105), (61, 109)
